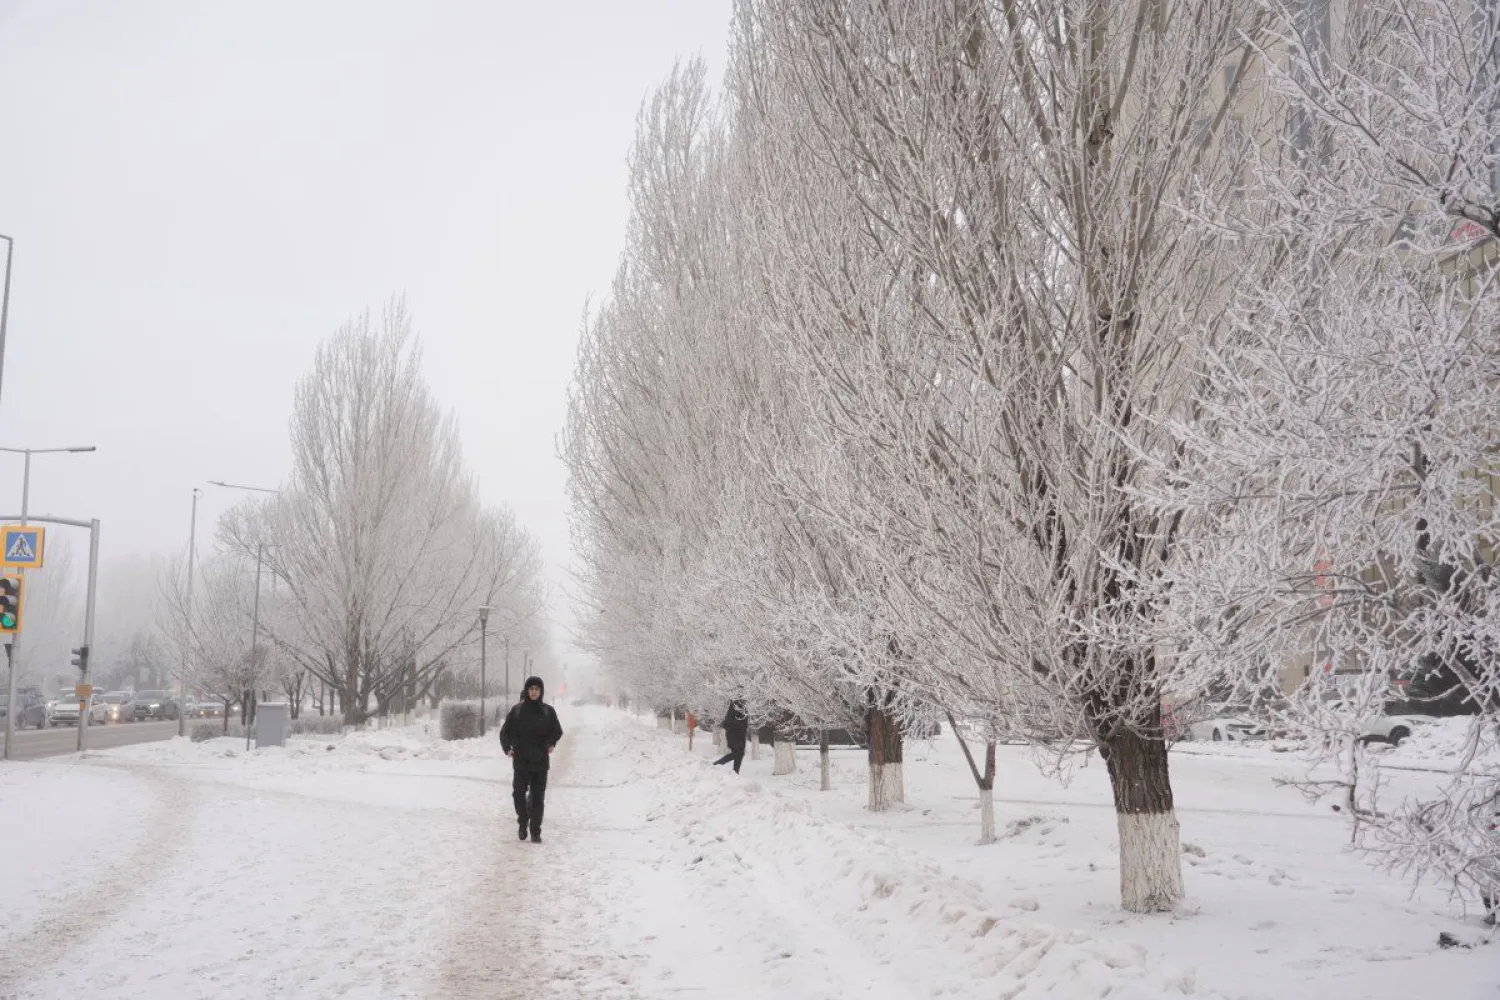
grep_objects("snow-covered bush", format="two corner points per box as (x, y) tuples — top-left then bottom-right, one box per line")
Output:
(439, 700), (480, 742)
(189, 723), (220, 743)
(291, 715), (344, 736)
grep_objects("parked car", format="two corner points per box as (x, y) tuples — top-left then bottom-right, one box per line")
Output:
(1360, 715), (1427, 746)
(99, 691), (136, 724)
(132, 690), (179, 721)
(1188, 716), (1267, 742)
(0, 692), (48, 729)
(50, 693), (106, 726)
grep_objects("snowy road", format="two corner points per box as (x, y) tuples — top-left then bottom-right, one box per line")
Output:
(3, 721), (179, 761)
(1, 708), (1495, 999)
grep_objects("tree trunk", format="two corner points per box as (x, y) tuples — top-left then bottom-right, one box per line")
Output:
(343, 673), (368, 727)
(1104, 727), (1184, 913)
(978, 785), (996, 844)
(945, 710), (997, 843)
(979, 741), (997, 845)
(819, 730), (831, 791)
(865, 704), (904, 811)
(773, 727), (797, 775)
(751, 729), (761, 760)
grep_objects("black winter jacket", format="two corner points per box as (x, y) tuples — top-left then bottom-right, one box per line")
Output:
(501, 686), (563, 770)
(721, 701), (748, 750)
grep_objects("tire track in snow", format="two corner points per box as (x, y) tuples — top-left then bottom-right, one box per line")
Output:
(0, 764), (198, 1000)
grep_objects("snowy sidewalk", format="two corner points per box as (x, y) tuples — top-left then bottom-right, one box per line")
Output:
(1, 708), (1495, 999)
(0, 725), (520, 999)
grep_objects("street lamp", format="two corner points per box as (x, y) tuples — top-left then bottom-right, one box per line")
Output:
(478, 606), (492, 736)
(209, 479), (279, 749)
(0, 444), (97, 761)
(0, 234), (13, 410)
(209, 480), (279, 494)
(177, 488), (202, 737)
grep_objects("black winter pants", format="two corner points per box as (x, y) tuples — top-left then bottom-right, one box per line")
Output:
(513, 766), (549, 832)
(713, 745), (745, 773)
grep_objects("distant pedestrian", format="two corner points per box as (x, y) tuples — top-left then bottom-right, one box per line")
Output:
(713, 699), (748, 774)
(500, 675), (563, 843)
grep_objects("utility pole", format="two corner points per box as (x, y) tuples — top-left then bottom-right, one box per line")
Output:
(76, 519), (99, 752)
(478, 605), (491, 736)
(6, 448), (32, 759)
(0, 234), (12, 408)
(1, 445), (97, 760)
(247, 542), (263, 751)
(178, 488), (200, 738)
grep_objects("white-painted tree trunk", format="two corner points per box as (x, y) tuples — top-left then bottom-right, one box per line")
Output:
(819, 744), (831, 791)
(713, 728), (723, 748)
(751, 731), (761, 759)
(867, 761), (904, 811)
(773, 737), (796, 775)
(1117, 810), (1184, 913)
(979, 786), (996, 845)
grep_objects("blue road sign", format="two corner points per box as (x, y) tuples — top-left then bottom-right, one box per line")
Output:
(1, 526), (44, 568)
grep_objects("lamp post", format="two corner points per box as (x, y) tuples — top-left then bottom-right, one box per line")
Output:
(177, 488), (201, 737)
(0, 234), (12, 409)
(478, 605), (492, 736)
(0, 444), (97, 760)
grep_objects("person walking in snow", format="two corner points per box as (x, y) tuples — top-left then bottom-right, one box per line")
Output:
(500, 675), (563, 843)
(713, 699), (748, 774)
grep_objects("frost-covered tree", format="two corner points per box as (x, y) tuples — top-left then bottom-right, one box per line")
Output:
(158, 552), (266, 728)
(1156, 0), (1500, 911)
(729, 0), (1276, 910)
(217, 300), (543, 726)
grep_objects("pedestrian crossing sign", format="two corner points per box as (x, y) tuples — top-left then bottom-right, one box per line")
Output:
(1, 526), (44, 568)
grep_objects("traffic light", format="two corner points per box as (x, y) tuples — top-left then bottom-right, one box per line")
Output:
(71, 644), (89, 675)
(0, 574), (22, 633)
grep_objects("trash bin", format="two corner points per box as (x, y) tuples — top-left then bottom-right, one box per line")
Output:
(255, 702), (291, 748)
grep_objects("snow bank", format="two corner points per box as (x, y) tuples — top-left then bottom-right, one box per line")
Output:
(601, 711), (1208, 999)
(607, 707), (1497, 1000)
(1382, 715), (1498, 771)
(93, 722), (502, 766)
(78, 724), (510, 815)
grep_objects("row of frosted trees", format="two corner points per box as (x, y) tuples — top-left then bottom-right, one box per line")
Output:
(564, 0), (1500, 913)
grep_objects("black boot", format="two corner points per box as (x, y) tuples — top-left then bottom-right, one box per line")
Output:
(518, 819), (529, 841)
(530, 828), (542, 844)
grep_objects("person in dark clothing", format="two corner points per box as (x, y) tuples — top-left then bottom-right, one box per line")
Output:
(499, 675), (563, 843)
(713, 699), (748, 773)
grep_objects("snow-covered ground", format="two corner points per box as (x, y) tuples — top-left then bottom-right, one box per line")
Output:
(0, 707), (1493, 999)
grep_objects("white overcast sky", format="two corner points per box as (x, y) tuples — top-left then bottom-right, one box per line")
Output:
(0, 1), (733, 667)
